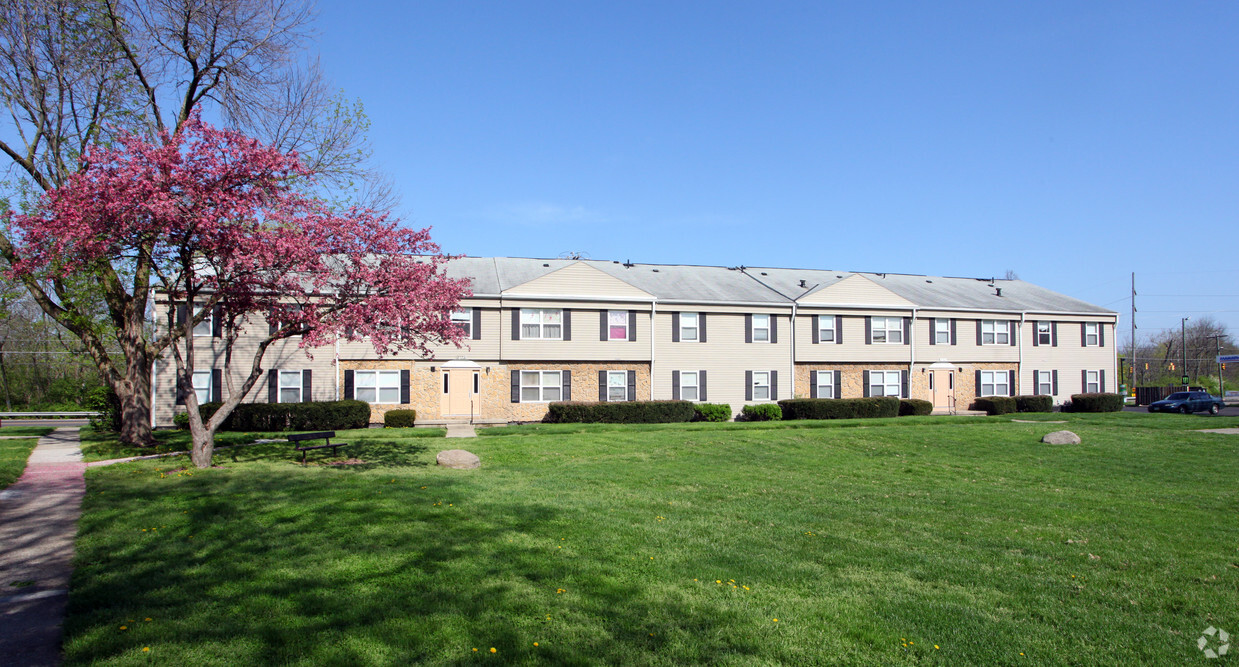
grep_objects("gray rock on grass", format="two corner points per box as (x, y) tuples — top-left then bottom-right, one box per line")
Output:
(1041, 430), (1081, 445)
(437, 449), (480, 469)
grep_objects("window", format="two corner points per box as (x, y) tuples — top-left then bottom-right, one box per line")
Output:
(520, 309), (562, 340)
(193, 309), (212, 337)
(192, 370), (211, 404)
(1084, 322), (1100, 347)
(680, 312), (699, 342)
(1084, 370), (1100, 393)
(871, 317), (903, 344)
(815, 371), (835, 399)
(818, 315), (836, 342)
(869, 370), (901, 397)
(979, 370), (1010, 397)
(752, 371), (770, 400)
(1037, 321), (1052, 345)
(451, 308), (472, 338)
(355, 370), (401, 404)
(679, 371), (699, 401)
(980, 320), (1009, 345)
(520, 370), (562, 402)
(608, 310), (628, 340)
(752, 314), (770, 342)
(279, 370), (303, 403)
(606, 370), (628, 402)
(1036, 370), (1053, 396)
(933, 318), (950, 344)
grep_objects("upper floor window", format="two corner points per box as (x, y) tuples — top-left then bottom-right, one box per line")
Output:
(355, 370), (401, 404)
(1036, 321), (1052, 345)
(1084, 322), (1100, 347)
(520, 370), (562, 402)
(193, 309), (212, 337)
(818, 315), (836, 343)
(451, 308), (472, 338)
(521, 309), (562, 340)
(979, 370), (1010, 397)
(752, 314), (770, 342)
(871, 317), (903, 344)
(933, 318), (950, 344)
(680, 312), (699, 342)
(279, 370), (303, 403)
(608, 310), (629, 340)
(980, 320), (1009, 345)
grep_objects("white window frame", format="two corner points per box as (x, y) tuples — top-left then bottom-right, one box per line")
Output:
(752, 371), (770, 400)
(752, 314), (770, 342)
(1036, 370), (1053, 396)
(1084, 370), (1100, 393)
(815, 371), (835, 399)
(607, 310), (628, 341)
(355, 369), (401, 404)
(520, 370), (562, 403)
(1084, 322), (1100, 347)
(979, 370), (1010, 397)
(451, 308), (472, 338)
(520, 308), (563, 340)
(679, 312), (699, 342)
(606, 370), (628, 402)
(279, 370), (303, 403)
(680, 371), (699, 401)
(871, 317), (903, 344)
(933, 318), (950, 344)
(192, 370), (211, 404)
(818, 315), (836, 343)
(192, 309), (212, 337)
(980, 320), (1009, 345)
(870, 370), (901, 397)
(1036, 321), (1051, 345)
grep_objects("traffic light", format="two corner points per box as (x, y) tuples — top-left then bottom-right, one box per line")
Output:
(1224, 363), (1228, 371)
(1169, 362), (1175, 371)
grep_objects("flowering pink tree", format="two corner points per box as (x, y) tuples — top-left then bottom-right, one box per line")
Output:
(8, 114), (469, 467)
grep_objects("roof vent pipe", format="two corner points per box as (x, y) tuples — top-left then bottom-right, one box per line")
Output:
(995, 287), (1002, 297)
(799, 280), (807, 288)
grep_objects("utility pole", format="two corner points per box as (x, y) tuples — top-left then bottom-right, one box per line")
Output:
(1130, 272), (1137, 388)
(1181, 317), (1190, 388)
(1206, 333), (1223, 397)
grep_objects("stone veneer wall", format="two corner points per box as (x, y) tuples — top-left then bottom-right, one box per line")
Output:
(794, 362), (1019, 406)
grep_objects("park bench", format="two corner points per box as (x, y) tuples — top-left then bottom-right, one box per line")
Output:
(287, 431), (350, 464)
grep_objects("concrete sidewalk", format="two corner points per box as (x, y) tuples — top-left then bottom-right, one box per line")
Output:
(0, 427), (86, 667)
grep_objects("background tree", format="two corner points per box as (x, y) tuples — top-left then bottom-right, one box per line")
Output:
(1123, 316), (1236, 391)
(0, 0), (383, 445)
(10, 117), (469, 467)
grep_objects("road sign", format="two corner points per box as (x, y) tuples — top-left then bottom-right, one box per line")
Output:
(1217, 354), (1239, 363)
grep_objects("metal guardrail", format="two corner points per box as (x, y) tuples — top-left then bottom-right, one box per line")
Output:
(0, 412), (100, 418)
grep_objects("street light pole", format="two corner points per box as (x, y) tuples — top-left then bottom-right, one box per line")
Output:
(1181, 317), (1190, 388)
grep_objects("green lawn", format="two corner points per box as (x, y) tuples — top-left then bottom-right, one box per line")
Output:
(0, 425), (55, 438)
(0, 435), (45, 490)
(65, 413), (1239, 665)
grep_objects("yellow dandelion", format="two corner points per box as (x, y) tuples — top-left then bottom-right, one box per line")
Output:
(144, 617), (152, 622)
(716, 580), (722, 584)
(650, 557), (654, 560)
(119, 626), (128, 631)
(1020, 653), (1024, 656)
(490, 647), (497, 653)
(743, 586), (750, 590)
(472, 648), (478, 652)
(772, 618), (779, 622)
(533, 642), (539, 647)
(934, 645), (940, 649)
(142, 647), (150, 653)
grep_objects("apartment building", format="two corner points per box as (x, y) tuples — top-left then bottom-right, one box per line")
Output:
(152, 257), (1118, 426)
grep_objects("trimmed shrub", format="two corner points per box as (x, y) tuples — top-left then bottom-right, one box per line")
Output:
(384, 409), (417, 428)
(1068, 393), (1124, 413)
(973, 396), (1017, 415)
(543, 401), (696, 424)
(173, 412), (190, 430)
(740, 403), (782, 421)
(778, 397), (900, 420)
(1015, 395), (1053, 413)
(197, 400), (371, 431)
(692, 403), (732, 422)
(899, 399), (933, 416)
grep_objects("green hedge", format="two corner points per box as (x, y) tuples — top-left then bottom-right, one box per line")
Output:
(1014, 395), (1053, 413)
(777, 397), (900, 420)
(692, 403), (732, 422)
(973, 396), (1017, 415)
(197, 400), (371, 431)
(898, 399), (933, 416)
(1066, 393), (1124, 413)
(543, 401), (696, 424)
(740, 404), (782, 421)
(384, 409), (417, 428)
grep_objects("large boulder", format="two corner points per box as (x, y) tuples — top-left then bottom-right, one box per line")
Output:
(437, 449), (480, 469)
(1041, 430), (1081, 445)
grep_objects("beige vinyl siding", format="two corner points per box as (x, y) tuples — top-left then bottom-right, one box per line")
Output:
(336, 299), (503, 361)
(798, 274), (917, 307)
(794, 311), (913, 363)
(501, 262), (654, 299)
(503, 305), (652, 362)
(924, 316), (1020, 363)
(1021, 320), (1117, 400)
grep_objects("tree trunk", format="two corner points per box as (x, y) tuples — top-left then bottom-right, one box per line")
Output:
(190, 427), (215, 468)
(0, 339), (10, 411)
(115, 346), (156, 447)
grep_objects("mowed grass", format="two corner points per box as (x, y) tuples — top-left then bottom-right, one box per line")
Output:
(0, 433), (47, 489)
(65, 413), (1239, 665)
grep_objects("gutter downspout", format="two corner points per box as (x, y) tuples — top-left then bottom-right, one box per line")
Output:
(650, 301), (657, 400)
(335, 339), (341, 401)
(909, 308), (917, 399)
(1018, 312), (1026, 396)
(790, 302), (797, 399)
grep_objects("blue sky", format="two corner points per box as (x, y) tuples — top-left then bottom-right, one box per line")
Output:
(313, 1), (1238, 344)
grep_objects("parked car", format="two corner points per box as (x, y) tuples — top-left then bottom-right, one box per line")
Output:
(1147, 391), (1225, 415)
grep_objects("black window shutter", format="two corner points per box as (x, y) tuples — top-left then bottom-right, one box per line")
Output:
(928, 319), (936, 346)
(212, 368), (222, 403)
(770, 316), (778, 344)
(562, 310), (572, 341)
(175, 373), (186, 405)
(1032, 322), (1040, 346)
(1099, 324), (1105, 347)
(901, 370), (909, 398)
(472, 308), (482, 340)
(175, 303), (187, 327)
(562, 370), (572, 400)
(950, 318), (957, 345)
(1009, 321), (1017, 346)
(344, 370), (354, 400)
(1008, 370), (1016, 396)
(269, 312), (278, 336)
(1052, 370), (1059, 395)
(598, 370), (607, 401)
(865, 316), (872, 345)
(863, 371), (871, 397)
(627, 370), (636, 401)
(400, 369), (410, 404)
(511, 310), (520, 340)
(699, 313), (707, 343)
(834, 371), (842, 397)
(812, 315), (820, 344)
(745, 371), (753, 401)
(1081, 322), (1087, 347)
(672, 312), (680, 342)
(1034, 369), (1042, 395)
(672, 370), (680, 400)
(699, 370), (708, 401)
(976, 320), (983, 346)
(212, 305), (223, 337)
(836, 316), (843, 345)
(745, 314), (753, 343)
(268, 370), (279, 403)
(628, 311), (637, 341)
(975, 370), (983, 396)
(510, 370), (520, 403)
(1100, 369), (1106, 393)
(600, 310), (608, 341)
(302, 369), (312, 403)
(810, 370), (818, 398)
(770, 370), (778, 401)
(1081, 369), (1088, 391)
(903, 317), (911, 345)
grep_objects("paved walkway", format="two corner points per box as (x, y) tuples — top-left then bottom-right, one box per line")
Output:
(445, 423), (477, 438)
(0, 427), (85, 666)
